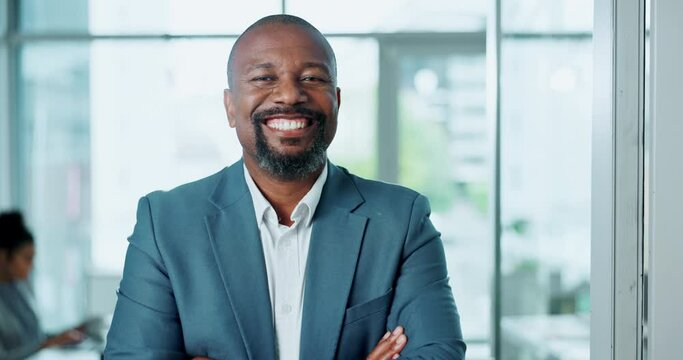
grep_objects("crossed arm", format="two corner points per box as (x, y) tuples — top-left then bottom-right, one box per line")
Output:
(376, 194), (466, 359)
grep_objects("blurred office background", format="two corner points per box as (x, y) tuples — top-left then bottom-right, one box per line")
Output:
(0, 1), (594, 358)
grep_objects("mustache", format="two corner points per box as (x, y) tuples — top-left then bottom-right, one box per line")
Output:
(252, 105), (325, 124)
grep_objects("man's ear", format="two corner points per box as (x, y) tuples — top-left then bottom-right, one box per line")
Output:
(224, 89), (237, 128)
(336, 87), (341, 110)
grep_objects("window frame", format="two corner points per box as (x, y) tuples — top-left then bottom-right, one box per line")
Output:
(592, 0), (647, 359)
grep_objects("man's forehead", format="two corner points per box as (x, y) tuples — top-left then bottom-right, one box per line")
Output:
(233, 24), (332, 65)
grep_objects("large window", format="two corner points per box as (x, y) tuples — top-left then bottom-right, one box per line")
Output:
(2, 1), (593, 358)
(499, 1), (593, 358)
(499, 39), (592, 359)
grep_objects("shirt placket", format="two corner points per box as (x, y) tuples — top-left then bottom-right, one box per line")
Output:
(274, 222), (300, 360)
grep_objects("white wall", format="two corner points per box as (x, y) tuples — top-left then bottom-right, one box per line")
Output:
(649, 0), (683, 358)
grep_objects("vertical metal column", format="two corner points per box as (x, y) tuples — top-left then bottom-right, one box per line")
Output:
(0, 0), (10, 208)
(0, 0), (19, 209)
(377, 40), (399, 183)
(487, 0), (502, 358)
(8, 0), (21, 208)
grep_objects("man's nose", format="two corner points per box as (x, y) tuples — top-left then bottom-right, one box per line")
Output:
(272, 78), (307, 105)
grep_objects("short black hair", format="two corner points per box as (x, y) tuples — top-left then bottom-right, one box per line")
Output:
(226, 14), (337, 89)
(0, 211), (34, 256)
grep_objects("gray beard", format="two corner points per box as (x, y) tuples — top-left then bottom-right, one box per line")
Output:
(253, 120), (328, 181)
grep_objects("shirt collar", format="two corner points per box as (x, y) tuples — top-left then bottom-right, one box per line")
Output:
(243, 163), (328, 228)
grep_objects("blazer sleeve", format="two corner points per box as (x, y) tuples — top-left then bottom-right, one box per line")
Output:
(0, 340), (42, 360)
(386, 194), (467, 359)
(104, 196), (187, 359)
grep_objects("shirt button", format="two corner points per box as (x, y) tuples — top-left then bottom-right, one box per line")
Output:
(281, 304), (292, 314)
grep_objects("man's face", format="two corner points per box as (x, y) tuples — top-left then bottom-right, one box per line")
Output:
(224, 24), (340, 180)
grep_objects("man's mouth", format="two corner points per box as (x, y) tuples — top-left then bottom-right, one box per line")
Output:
(253, 106), (324, 136)
(263, 115), (313, 132)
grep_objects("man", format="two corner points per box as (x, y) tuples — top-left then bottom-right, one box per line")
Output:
(105, 15), (465, 360)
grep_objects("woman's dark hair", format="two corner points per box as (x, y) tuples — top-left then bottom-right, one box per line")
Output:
(0, 211), (34, 256)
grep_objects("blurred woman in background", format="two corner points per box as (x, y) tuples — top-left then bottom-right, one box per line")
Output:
(0, 211), (85, 359)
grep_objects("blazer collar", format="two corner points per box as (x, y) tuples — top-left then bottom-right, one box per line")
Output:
(315, 160), (364, 214)
(209, 159), (365, 214)
(208, 159), (249, 211)
(206, 159), (275, 359)
(300, 162), (368, 359)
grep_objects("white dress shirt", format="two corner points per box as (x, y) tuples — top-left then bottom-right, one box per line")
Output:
(243, 164), (328, 360)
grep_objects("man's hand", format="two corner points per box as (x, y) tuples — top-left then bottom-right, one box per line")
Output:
(41, 329), (86, 348)
(366, 326), (407, 360)
(192, 326), (408, 360)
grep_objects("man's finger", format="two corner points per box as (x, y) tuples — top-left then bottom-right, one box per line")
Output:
(393, 334), (407, 351)
(367, 326), (407, 360)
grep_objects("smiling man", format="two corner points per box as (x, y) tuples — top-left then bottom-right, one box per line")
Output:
(105, 15), (465, 360)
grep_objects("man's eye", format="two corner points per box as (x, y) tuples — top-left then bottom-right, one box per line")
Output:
(302, 76), (327, 83)
(252, 76), (275, 82)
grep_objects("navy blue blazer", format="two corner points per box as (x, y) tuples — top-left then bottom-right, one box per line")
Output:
(105, 160), (465, 359)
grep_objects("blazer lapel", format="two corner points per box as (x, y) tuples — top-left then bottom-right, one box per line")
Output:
(205, 161), (276, 360)
(300, 164), (367, 360)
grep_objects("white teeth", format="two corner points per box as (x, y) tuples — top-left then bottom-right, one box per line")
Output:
(267, 119), (306, 131)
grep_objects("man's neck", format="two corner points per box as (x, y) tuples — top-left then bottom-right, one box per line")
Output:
(244, 158), (323, 226)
